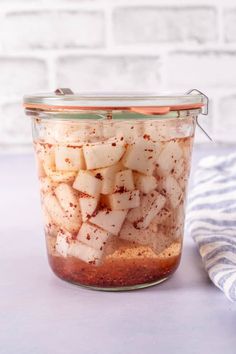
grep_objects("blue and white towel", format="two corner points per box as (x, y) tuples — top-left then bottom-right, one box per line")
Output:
(186, 153), (236, 301)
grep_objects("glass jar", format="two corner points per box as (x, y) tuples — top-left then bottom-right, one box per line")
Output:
(23, 89), (207, 290)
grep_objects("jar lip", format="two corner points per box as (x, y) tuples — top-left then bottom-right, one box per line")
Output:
(23, 90), (206, 112)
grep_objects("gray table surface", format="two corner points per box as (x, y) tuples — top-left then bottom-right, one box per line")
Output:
(1, 144), (236, 354)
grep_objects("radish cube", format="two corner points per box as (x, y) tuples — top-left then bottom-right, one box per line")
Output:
(127, 191), (166, 229)
(90, 209), (127, 235)
(114, 169), (134, 192)
(133, 173), (157, 194)
(161, 176), (183, 208)
(83, 139), (125, 169)
(93, 162), (123, 195)
(73, 170), (102, 198)
(105, 190), (140, 210)
(79, 196), (98, 222)
(68, 241), (103, 265)
(156, 140), (183, 177)
(77, 222), (110, 251)
(122, 138), (159, 176)
(55, 145), (85, 171)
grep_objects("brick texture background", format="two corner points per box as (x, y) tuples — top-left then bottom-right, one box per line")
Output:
(0, 0), (236, 151)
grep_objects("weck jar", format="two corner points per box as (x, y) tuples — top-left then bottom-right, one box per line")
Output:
(23, 89), (208, 290)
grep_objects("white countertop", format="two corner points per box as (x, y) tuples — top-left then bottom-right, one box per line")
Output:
(1, 145), (236, 354)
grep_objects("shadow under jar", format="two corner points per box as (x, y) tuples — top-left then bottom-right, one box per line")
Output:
(23, 90), (208, 290)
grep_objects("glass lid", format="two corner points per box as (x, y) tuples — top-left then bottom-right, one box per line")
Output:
(23, 88), (208, 114)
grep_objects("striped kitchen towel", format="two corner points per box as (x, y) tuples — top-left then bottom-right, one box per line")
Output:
(186, 153), (236, 301)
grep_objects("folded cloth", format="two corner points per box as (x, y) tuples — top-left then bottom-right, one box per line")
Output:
(186, 153), (236, 301)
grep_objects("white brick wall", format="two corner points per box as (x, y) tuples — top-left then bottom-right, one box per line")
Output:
(0, 0), (236, 151)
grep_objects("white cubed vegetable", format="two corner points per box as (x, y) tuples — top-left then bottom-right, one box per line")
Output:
(43, 164), (77, 183)
(161, 175), (183, 208)
(83, 139), (125, 169)
(122, 138), (159, 175)
(79, 196), (98, 221)
(116, 122), (143, 144)
(119, 220), (151, 246)
(114, 170), (134, 191)
(156, 208), (171, 224)
(90, 209), (127, 235)
(73, 170), (102, 198)
(104, 190), (140, 210)
(44, 192), (79, 233)
(173, 158), (185, 179)
(133, 173), (157, 194)
(39, 177), (57, 193)
(93, 162), (123, 195)
(54, 183), (81, 224)
(68, 241), (103, 265)
(55, 145), (85, 171)
(156, 140), (183, 177)
(55, 230), (72, 257)
(77, 222), (110, 251)
(127, 191), (166, 229)
(143, 121), (175, 142)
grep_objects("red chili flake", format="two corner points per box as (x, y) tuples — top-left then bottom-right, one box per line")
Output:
(116, 186), (127, 193)
(130, 126), (134, 129)
(95, 173), (103, 180)
(171, 169), (174, 174)
(86, 234), (91, 240)
(120, 137), (124, 141)
(65, 158), (70, 163)
(148, 156), (152, 160)
(69, 202), (73, 207)
(143, 134), (150, 140)
(112, 143), (116, 147)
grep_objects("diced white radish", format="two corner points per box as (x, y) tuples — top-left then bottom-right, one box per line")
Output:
(43, 164), (77, 183)
(122, 138), (159, 176)
(114, 170), (134, 192)
(104, 190), (140, 210)
(34, 142), (54, 162)
(143, 121), (175, 142)
(36, 156), (46, 178)
(54, 183), (81, 224)
(94, 162), (123, 195)
(102, 122), (116, 139)
(44, 192), (79, 233)
(39, 177), (57, 194)
(79, 196), (98, 221)
(156, 140), (183, 177)
(77, 222), (110, 251)
(55, 145), (85, 171)
(174, 203), (185, 239)
(156, 208), (171, 224)
(55, 230), (72, 257)
(42, 121), (102, 144)
(127, 191), (166, 229)
(173, 158), (185, 179)
(161, 176), (183, 208)
(83, 139), (125, 169)
(73, 170), (102, 198)
(151, 230), (175, 255)
(119, 220), (152, 246)
(133, 173), (157, 194)
(68, 241), (103, 265)
(90, 209), (127, 235)
(116, 122), (143, 144)
(42, 206), (60, 237)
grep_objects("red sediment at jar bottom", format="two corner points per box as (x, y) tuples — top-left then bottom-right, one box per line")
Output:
(48, 252), (181, 288)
